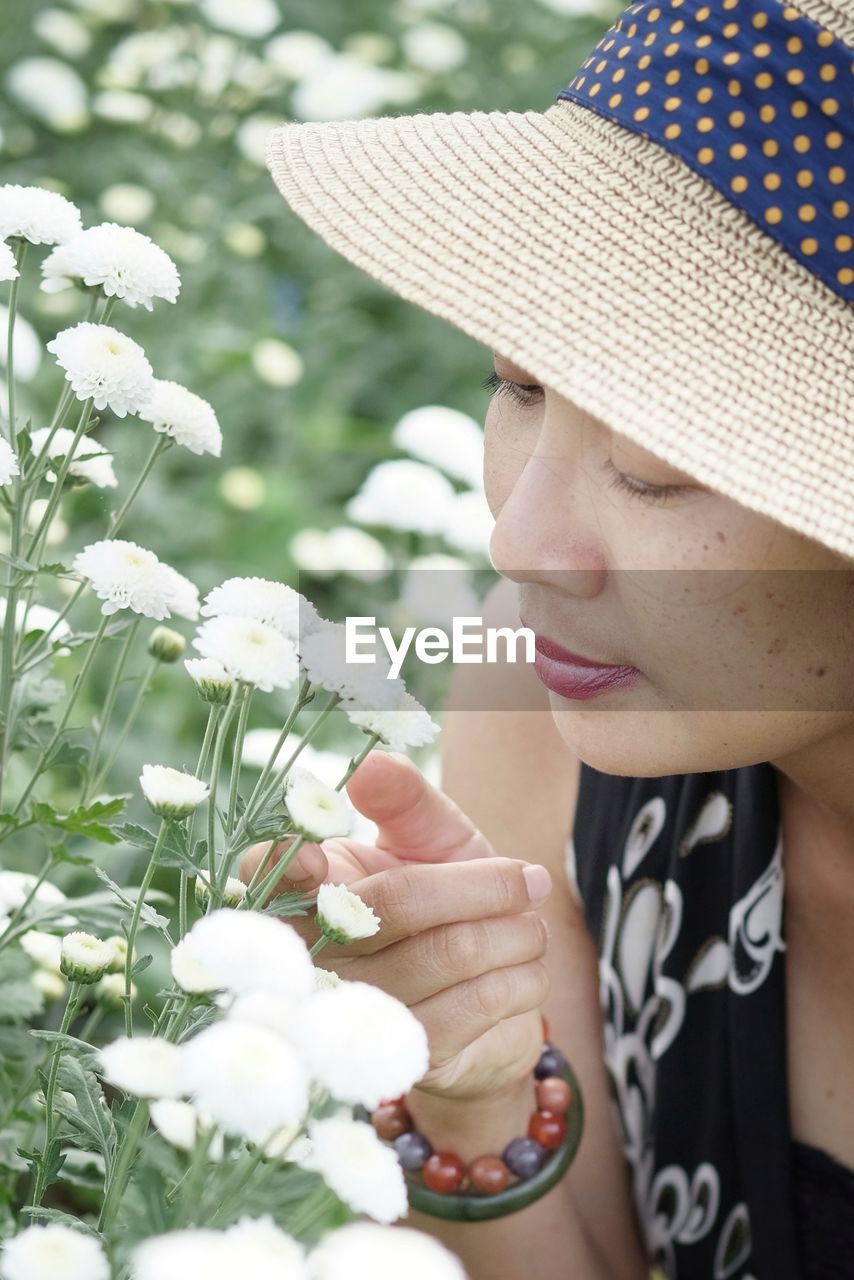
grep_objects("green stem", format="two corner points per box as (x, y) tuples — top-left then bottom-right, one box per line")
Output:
(205, 691), (239, 909)
(24, 398), (93, 563)
(309, 935), (329, 958)
(207, 1144), (268, 1228)
(123, 821), (169, 1037)
(234, 675), (312, 841)
(254, 690), (340, 816)
(5, 240), (26, 448)
(336, 732), (382, 791)
(225, 684), (252, 837)
(106, 435), (171, 539)
(14, 580), (87, 675)
(246, 833), (305, 908)
(27, 980), (83, 1216)
(97, 1098), (149, 1236)
(86, 655), (158, 799)
(175, 1124), (215, 1225)
(77, 1001), (104, 1044)
(83, 617), (140, 803)
(13, 612), (111, 816)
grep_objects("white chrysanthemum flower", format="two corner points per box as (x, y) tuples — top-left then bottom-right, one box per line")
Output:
(391, 404), (484, 487)
(0, 870), (67, 917)
(289, 525), (391, 581)
(315, 883), (380, 945)
(150, 1098), (224, 1160)
(99, 1035), (185, 1099)
(313, 966), (343, 992)
(346, 459), (456, 535)
(0, 599), (71, 652)
(130, 1229), (232, 1280)
(170, 908), (316, 1002)
(283, 768), (353, 842)
(192, 614), (299, 692)
(199, 0), (280, 38)
(226, 989), (293, 1039)
(6, 57), (88, 131)
(0, 183), (82, 245)
(41, 223), (180, 310)
(292, 981), (429, 1110)
(222, 1216), (306, 1277)
(183, 656), (234, 704)
(95, 971), (137, 1008)
(0, 241), (19, 282)
(139, 379), (221, 456)
(30, 425), (117, 489)
(159, 564), (200, 621)
(32, 968), (66, 1001)
(401, 22), (469, 73)
(0, 1222), (110, 1280)
(181, 1020), (310, 1142)
(46, 322), (154, 416)
(306, 1223), (467, 1280)
(20, 930), (63, 973)
(140, 764), (209, 819)
(346, 688), (440, 753)
(194, 873), (246, 911)
(441, 488), (494, 557)
(59, 931), (114, 983)
(302, 1115), (407, 1224)
(264, 30), (332, 80)
(200, 577), (307, 638)
(0, 437), (20, 486)
(73, 539), (178, 619)
(297, 619), (396, 708)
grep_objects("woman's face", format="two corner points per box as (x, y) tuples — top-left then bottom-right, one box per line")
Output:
(484, 351), (854, 778)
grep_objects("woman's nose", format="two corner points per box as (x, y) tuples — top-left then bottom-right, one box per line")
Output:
(488, 448), (607, 592)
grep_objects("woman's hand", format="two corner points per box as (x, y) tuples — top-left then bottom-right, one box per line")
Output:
(239, 750), (553, 1101)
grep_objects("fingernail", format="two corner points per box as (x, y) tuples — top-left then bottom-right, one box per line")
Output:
(523, 864), (552, 903)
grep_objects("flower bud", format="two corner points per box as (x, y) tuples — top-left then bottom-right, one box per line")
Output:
(184, 657), (234, 705)
(60, 931), (114, 984)
(140, 763), (209, 819)
(194, 874), (247, 911)
(148, 625), (186, 663)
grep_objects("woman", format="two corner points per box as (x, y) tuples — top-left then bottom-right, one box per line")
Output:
(243, 1), (854, 1276)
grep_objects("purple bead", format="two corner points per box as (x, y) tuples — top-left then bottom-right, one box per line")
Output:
(534, 1044), (567, 1080)
(503, 1136), (546, 1180)
(394, 1130), (433, 1172)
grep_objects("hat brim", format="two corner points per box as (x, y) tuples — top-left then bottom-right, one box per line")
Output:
(266, 98), (854, 560)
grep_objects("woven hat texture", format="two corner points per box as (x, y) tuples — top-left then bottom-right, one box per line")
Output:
(266, 0), (854, 560)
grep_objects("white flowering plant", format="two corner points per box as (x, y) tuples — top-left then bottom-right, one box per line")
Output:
(0, 185), (461, 1280)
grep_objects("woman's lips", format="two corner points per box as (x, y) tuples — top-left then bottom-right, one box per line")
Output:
(527, 628), (641, 701)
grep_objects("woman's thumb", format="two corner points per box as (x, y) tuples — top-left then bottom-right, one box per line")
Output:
(344, 749), (492, 863)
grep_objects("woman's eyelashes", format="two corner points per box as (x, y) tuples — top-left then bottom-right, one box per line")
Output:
(482, 369), (693, 506)
(481, 370), (543, 408)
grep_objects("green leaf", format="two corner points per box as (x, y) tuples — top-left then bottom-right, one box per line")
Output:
(115, 821), (202, 874)
(29, 1031), (101, 1070)
(16, 1206), (104, 1238)
(55, 1055), (117, 1163)
(0, 551), (38, 575)
(91, 865), (173, 937)
(28, 797), (126, 844)
(0, 949), (44, 1024)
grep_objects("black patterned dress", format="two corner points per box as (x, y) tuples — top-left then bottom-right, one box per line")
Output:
(568, 760), (854, 1280)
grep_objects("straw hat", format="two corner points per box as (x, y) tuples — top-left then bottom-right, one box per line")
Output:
(266, 0), (854, 560)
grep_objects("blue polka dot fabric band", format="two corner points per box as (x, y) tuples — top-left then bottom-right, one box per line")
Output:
(556, 0), (853, 302)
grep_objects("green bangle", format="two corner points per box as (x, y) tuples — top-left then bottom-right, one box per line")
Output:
(363, 1057), (585, 1223)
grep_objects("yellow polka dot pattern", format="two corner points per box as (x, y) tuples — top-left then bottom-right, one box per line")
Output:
(557, 0), (853, 301)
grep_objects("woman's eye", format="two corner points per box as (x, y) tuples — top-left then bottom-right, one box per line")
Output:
(481, 370), (543, 408)
(602, 456), (693, 506)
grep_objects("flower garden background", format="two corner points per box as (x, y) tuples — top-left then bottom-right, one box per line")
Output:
(0, 0), (613, 1275)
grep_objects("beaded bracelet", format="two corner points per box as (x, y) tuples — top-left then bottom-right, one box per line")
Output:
(360, 1018), (585, 1222)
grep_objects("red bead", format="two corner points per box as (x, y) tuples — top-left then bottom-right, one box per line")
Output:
(468, 1155), (512, 1194)
(372, 1101), (411, 1141)
(536, 1076), (572, 1115)
(541, 1014), (551, 1043)
(423, 1151), (466, 1193)
(528, 1109), (567, 1150)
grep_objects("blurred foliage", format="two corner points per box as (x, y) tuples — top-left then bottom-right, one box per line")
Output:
(0, 0), (613, 783)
